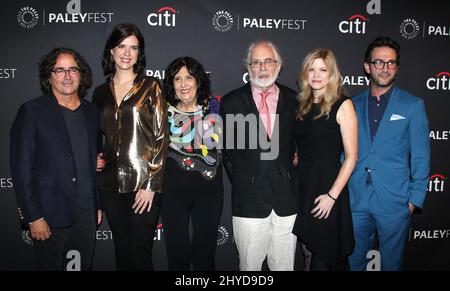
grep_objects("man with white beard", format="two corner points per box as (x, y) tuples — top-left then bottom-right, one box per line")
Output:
(220, 40), (299, 271)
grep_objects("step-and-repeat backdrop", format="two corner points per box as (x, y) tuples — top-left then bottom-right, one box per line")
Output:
(1, 0), (448, 270)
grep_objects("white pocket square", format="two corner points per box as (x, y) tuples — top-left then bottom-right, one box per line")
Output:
(390, 114), (406, 121)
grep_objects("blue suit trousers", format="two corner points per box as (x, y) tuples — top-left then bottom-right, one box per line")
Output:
(348, 183), (410, 271)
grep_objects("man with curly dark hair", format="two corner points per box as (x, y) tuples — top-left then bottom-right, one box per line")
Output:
(10, 47), (101, 270)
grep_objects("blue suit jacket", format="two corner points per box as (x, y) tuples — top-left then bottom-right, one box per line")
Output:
(10, 95), (100, 228)
(348, 86), (430, 213)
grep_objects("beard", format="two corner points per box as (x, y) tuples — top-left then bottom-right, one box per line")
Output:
(249, 70), (279, 89)
(372, 71), (396, 88)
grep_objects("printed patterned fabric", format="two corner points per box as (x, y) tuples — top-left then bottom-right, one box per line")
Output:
(167, 97), (222, 180)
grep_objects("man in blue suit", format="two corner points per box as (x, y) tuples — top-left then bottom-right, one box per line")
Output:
(10, 48), (101, 270)
(348, 36), (430, 271)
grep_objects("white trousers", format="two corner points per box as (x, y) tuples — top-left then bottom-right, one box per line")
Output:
(232, 210), (297, 271)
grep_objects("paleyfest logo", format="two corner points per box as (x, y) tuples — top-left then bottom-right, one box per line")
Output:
(342, 75), (370, 86)
(429, 130), (449, 141)
(47, 0), (114, 24)
(21, 230), (33, 245)
(17, 6), (39, 29)
(212, 11), (306, 32)
(217, 226), (229, 246)
(400, 18), (420, 39)
(18, 0), (114, 27)
(212, 10), (234, 32)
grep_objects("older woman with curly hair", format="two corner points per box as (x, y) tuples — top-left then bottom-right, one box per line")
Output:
(161, 56), (223, 271)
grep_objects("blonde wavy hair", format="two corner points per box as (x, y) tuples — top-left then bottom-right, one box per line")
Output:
(297, 48), (347, 120)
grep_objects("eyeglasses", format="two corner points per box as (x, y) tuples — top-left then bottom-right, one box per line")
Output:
(51, 67), (80, 77)
(369, 59), (398, 70)
(248, 59), (278, 68)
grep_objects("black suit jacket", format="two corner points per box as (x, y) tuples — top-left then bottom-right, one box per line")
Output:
(10, 95), (100, 228)
(220, 83), (298, 218)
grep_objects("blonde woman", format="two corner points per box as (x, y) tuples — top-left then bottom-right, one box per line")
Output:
(292, 49), (358, 270)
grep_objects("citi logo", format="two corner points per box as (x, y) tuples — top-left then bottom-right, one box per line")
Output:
(426, 72), (450, 90)
(339, 14), (367, 34)
(147, 7), (177, 27)
(428, 174), (446, 192)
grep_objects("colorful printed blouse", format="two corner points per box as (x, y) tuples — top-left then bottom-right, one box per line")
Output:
(167, 96), (222, 180)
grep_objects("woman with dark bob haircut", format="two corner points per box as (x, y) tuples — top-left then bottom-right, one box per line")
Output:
(161, 57), (223, 270)
(92, 23), (168, 271)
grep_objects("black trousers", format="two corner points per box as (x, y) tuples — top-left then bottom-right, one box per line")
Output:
(33, 207), (96, 271)
(310, 252), (348, 271)
(161, 191), (222, 271)
(101, 189), (160, 271)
